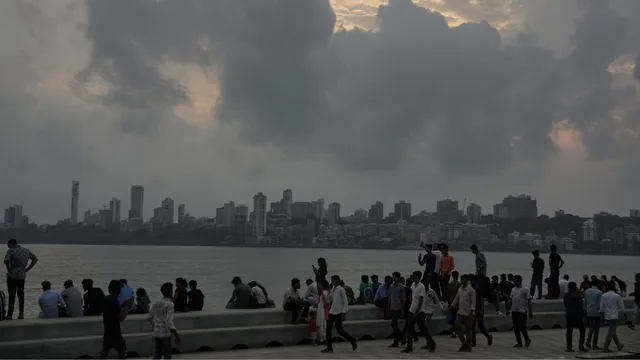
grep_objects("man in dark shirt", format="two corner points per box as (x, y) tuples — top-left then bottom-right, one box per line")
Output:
(187, 280), (204, 311)
(530, 251), (545, 299)
(101, 280), (130, 359)
(82, 279), (105, 316)
(418, 244), (436, 283)
(548, 244), (564, 298)
(563, 282), (587, 352)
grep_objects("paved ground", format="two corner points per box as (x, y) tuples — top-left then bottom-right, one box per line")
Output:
(178, 327), (639, 359)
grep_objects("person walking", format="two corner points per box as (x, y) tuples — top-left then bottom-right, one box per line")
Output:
(470, 245), (487, 277)
(100, 280), (131, 359)
(3, 238), (38, 320)
(320, 275), (357, 353)
(471, 276), (493, 347)
(402, 271), (426, 353)
(564, 282), (587, 352)
(510, 275), (532, 348)
(584, 278), (603, 349)
(600, 281), (625, 353)
(388, 272), (407, 348)
(451, 274), (475, 352)
(530, 250), (544, 299)
(147, 283), (181, 359)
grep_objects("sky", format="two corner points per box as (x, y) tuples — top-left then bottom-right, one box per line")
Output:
(1, 0), (640, 224)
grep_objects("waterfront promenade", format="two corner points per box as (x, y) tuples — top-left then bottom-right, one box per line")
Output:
(177, 328), (640, 359)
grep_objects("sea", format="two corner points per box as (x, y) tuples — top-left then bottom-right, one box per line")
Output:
(1, 244), (638, 318)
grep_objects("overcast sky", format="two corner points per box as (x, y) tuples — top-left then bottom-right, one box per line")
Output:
(2, 0), (640, 224)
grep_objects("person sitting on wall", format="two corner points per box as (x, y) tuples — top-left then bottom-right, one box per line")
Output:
(226, 276), (252, 309)
(283, 278), (310, 325)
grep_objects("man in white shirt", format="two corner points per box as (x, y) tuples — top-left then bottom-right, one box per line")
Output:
(431, 244), (443, 298)
(599, 281), (625, 353)
(451, 274), (475, 352)
(559, 275), (570, 297)
(147, 282), (180, 359)
(321, 275), (357, 354)
(510, 275), (533, 348)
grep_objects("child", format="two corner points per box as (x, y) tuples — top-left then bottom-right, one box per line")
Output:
(308, 311), (318, 345)
(187, 280), (204, 311)
(147, 283), (181, 359)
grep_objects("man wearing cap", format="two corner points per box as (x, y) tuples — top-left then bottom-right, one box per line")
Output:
(226, 276), (251, 309)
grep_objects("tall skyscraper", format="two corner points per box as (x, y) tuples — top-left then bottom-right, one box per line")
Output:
(71, 181), (79, 224)
(178, 204), (186, 218)
(3, 205), (23, 228)
(129, 185), (144, 220)
(161, 198), (174, 224)
(109, 198), (121, 224)
(368, 201), (384, 222)
(466, 203), (482, 223)
(327, 202), (341, 225)
(253, 192), (267, 236)
(282, 189), (292, 218)
(394, 201), (412, 221)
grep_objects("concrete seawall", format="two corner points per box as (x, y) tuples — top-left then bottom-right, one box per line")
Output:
(0, 298), (635, 359)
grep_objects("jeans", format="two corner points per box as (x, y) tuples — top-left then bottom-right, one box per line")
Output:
(511, 312), (530, 345)
(566, 317), (585, 350)
(390, 310), (406, 344)
(472, 308), (490, 345)
(586, 316), (600, 347)
(406, 312), (434, 350)
(6, 277), (25, 318)
(325, 313), (356, 350)
(153, 337), (172, 359)
(603, 319), (621, 351)
(530, 275), (543, 299)
(456, 314), (473, 348)
(283, 299), (310, 323)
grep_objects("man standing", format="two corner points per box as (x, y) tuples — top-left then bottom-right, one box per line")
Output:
(584, 278), (602, 349)
(510, 275), (532, 348)
(101, 280), (131, 359)
(548, 244), (564, 298)
(600, 281), (625, 353)
(4, 238), (38, 319)
(440, 244), (455, 302)
(530, 251), (544, 299)
(447, 271), (461, 336)
(564, 282), (587, 352)
(418, 244), (438, 297)
(388, 272), (407, 348)
(451, 274), (475, 352)
(320, 275), (357, 353)
(470, 245), (486, 277)
(402, 271), (426, 353)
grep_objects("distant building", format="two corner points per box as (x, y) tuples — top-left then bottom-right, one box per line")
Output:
(352, 208), (368, 222)
(3, 205), (23, 228)
(493, 194), (538, 220)
(631, 209), (640, 218)
(71, 181), (79, 225)
(253, 192), (267, 236)
(394, 201), (412, 221)
(582, 219), (597, 242)
(327, 202), (341, 225)
(310, 199), (325, 222)
(129, 185), (144, 220)
(466, 203), (482, 223)
(292, 202), (310, 220)
(109, 198), (121, 224)
(437, 199), (459, 223)
(161, 198), (174, 224)
(555, 209), (565, 217)
(178, 204), (186, 218)
(368, 202), (384, 222)
(282, 189), (292, 218)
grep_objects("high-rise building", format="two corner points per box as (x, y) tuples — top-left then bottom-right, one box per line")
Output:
(129, 185), (144, 220)
(436, 199), (459, 223)
(394, 201), (412, 221)
(368, 201), (384, 222)
(582, 219), (597, 242)
(152, 207), (162, 224)
(631, 209), (640, 218)
(292, 202), (310, 220)
(178, 204), (186, 218)
(253, 192), (267, 236)
(493, 194), (538, 220)
(71, 181), (79, 224)
(327, 202), (341, 225)
(161, 198), (174, 224)
(3, 205), (23, 228)
(310, 199), (325, 222)
(466, 203), (482, 223)
(109, 198), (121, 224)
(282, 189), (292, 218)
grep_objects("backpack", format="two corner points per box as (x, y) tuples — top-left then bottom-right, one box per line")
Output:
(0, 291), (6, 320)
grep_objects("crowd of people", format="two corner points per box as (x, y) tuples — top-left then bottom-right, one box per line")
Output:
(2, 238), (640, 358)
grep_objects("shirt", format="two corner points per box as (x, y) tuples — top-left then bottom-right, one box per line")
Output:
(38, 290), (65, 318)
(440, 254), (455, 276)
(147, 297), (176, 338)
(584, 286), (603, 317)
(600, 291), (625, 320)
(103, 295), (122, 336)
(510, 286), (532, 313)
(549, 252), (563, 273)
(388, 283), (406, 311)
(251, 286), (267, 305)
(84, 287), (105, 316)
(4, 246), (37, 280)
(531, 257), (544, 277)
(117, 284), (134, 305)
(559, 279), (569, 296)
(282, 287), (301, 308)
(374, 283), (388, 302)
(452, 285), (475, 316)
(475, 252), (487, 276)
(432, 250), (442, 275)
(304, 282), (319, 304)
(422, 288), (443, 314)
(409, 282), (425, 314)
(329, 285), (349, 315)
(187, 289), (204, 311)
(563, 291), (584, 319)
(173, 288), (189, 312)
(61, 286), (83, 317)
(422, 253), (437, 274)
(230, 283), (251, 309)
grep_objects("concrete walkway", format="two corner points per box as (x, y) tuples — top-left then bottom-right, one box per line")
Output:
(178, 327), (639, 359)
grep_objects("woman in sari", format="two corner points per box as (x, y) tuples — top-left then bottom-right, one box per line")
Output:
(316, 280), (331, 345)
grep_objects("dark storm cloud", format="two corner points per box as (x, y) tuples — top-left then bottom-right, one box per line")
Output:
(77, 0), (640, 174)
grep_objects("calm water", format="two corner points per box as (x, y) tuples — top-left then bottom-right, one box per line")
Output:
(2, 244), (638, 318)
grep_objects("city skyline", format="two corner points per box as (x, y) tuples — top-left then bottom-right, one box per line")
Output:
(3, 1), (640, 224)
